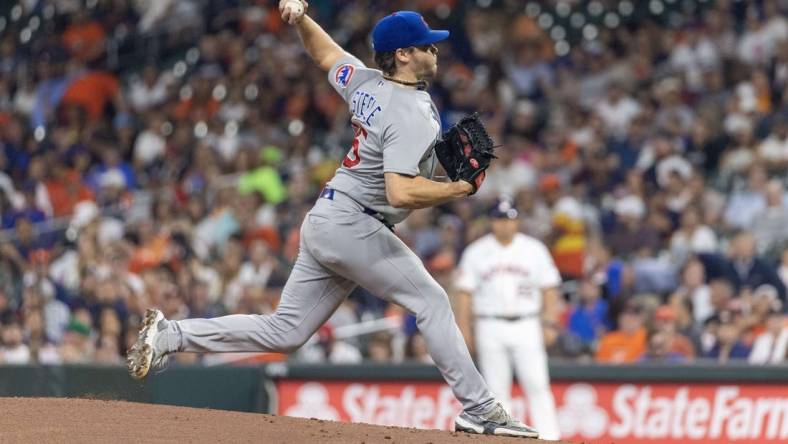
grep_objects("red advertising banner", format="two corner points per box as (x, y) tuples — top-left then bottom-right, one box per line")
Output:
(277, 380), (788, 443)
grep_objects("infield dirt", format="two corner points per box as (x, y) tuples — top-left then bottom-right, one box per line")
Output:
(0, 397), (575, 443)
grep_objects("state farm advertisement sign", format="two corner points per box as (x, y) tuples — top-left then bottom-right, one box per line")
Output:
(277, 380), (788, 442)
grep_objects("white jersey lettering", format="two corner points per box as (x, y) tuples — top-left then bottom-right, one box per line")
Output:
(456, 233), (560, 317)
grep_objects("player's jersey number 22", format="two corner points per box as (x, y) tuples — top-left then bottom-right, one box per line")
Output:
(342, 123), (368, 168)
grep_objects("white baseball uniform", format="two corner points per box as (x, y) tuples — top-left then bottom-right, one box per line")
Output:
(455, 232), (562, 439)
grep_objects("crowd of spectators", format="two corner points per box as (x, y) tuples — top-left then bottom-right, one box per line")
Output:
(1, 0), (787, 367)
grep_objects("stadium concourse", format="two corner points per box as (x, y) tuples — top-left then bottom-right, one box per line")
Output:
(2, 0), (788, 371)
(0, 397), (573, 443)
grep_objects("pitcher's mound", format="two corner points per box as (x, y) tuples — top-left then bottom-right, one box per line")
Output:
(0, 397), (573, 443)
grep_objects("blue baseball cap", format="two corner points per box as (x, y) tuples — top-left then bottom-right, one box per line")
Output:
(489, 198), (519, 220)
(372, 11), (450, 52)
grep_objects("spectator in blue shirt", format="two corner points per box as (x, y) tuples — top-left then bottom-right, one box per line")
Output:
(86, 141), (137, 192)
(704, 310), (751, 363)
(567, 278), (612, 347)
(3, 184), (46, 230)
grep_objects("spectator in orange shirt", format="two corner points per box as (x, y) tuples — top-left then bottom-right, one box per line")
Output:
(595, 299), (647, 363)
(62, 10), (106, 62)
(61, 68), (126, 123)
(542, 175), (585, 279)
(129, 219), (172, 274)
(45, 164), (94, 218)
(652, 305), (696, 360)
(639, 329), (687, 363)
(173, 70), (220, 122)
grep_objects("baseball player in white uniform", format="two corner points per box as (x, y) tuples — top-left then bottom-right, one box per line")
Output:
(126, 2), (538, 438)
(454, 198), (562, 440)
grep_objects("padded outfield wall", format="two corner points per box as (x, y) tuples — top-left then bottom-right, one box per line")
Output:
(1, 363), (786, 442)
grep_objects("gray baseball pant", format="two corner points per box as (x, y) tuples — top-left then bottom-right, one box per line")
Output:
(160, 190), (495, 415)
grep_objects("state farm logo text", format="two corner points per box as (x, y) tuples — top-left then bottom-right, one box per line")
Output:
(608, 385), (787, 440)
(343, 385), (461, 430)
(279, 381), (788, 442)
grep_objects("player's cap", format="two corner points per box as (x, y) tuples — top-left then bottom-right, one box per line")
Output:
(488, 198), (518, 220)
(372, 11), (450, 52)
(753, 284), (779, 301)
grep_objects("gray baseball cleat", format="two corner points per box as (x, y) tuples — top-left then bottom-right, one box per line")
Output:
(454, 402), (539, 438)
(127, 308), (170, 380)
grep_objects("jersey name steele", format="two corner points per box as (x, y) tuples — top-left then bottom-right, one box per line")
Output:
(480, 264), (531, 281)
(350, 90), (382, 126)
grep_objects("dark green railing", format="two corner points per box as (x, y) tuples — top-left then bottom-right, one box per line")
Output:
(2, 363), (786, 413)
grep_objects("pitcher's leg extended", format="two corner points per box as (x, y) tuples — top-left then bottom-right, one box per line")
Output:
(159, 246), (355, 354)
(127, 209), (356, 380)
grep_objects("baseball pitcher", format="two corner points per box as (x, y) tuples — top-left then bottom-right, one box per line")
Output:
(454, 198), (562, 439)
(127, 2), (538, 438)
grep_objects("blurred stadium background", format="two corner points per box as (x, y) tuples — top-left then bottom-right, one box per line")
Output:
(1, 0), (787, 442)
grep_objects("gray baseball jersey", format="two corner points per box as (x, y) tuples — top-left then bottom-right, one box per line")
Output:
(326, 54), (440, 225)
(158, 52), (496, 417)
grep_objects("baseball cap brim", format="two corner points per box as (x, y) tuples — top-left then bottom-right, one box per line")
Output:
(489, 207), (518, 219)
(413, 30), (450, 47)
